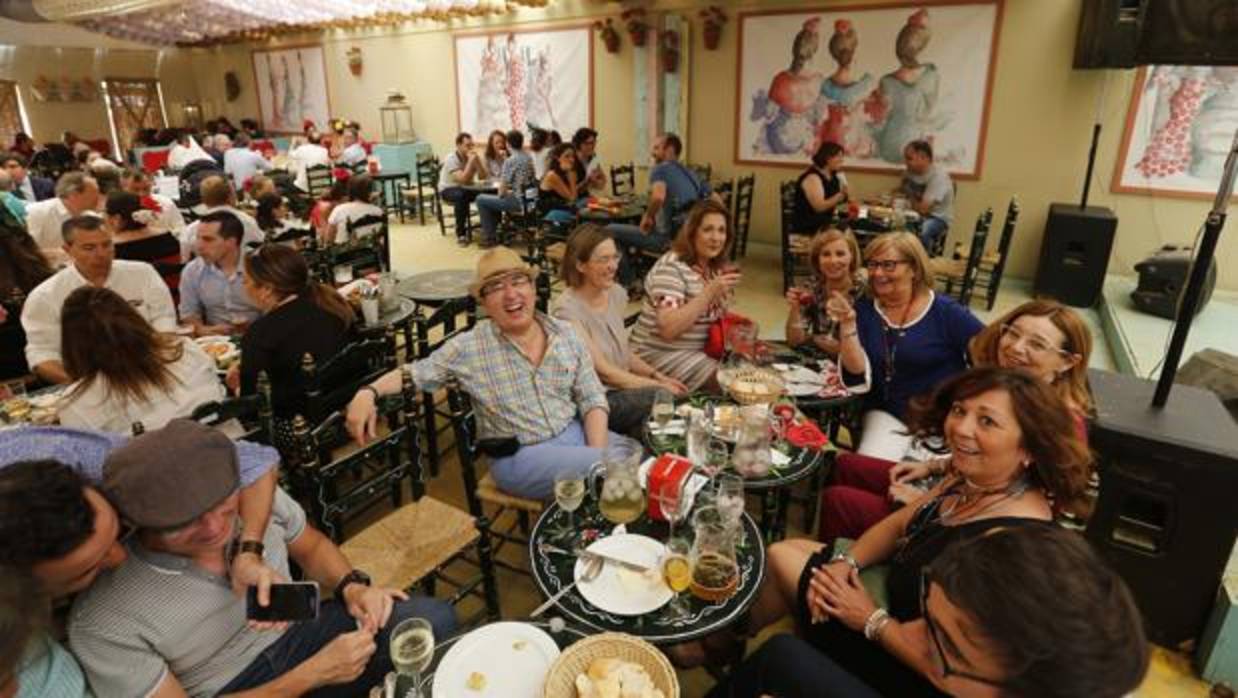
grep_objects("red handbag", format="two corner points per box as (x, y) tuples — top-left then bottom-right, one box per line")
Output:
(705, 312), (751, 360)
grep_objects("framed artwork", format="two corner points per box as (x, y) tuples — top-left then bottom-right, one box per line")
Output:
(1112, 65), (1238, 201)
(251, 46), (330, 135)
(734, 1), (1003, 178)
(454, 26), (592, 137)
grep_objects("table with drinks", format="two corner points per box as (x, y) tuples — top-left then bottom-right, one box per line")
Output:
(526, 442), (766, 646)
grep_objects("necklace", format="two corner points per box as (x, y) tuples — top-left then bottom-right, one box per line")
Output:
(880, 292), (918, 401)
(938, 473), (1031, 524)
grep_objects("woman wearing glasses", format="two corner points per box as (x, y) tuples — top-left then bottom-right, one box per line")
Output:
(829, 231), (983, 460)
(706, 525), (1148, 698)
(821, 299), (1092, 541)
(552, 224), (689, 436)
(704, 368), (1093, 696)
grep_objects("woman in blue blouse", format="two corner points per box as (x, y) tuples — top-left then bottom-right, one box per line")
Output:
(829, 232), (983, 460)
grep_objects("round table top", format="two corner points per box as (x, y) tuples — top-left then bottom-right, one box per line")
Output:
(529, 501), (765, 645)
(412, 619), (590, 693)
(359, 297), (417, 329)
(397, 269), (474, 303)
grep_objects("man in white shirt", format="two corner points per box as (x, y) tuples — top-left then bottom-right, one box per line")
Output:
(288, 136), (331, 191)
(120, 168), (186, 235)
(181, 175), (265, 258)
(167, 134), (215, 172)
(337, 129), (367, 167)
(223, 133), (272, 192)
(21, 216), (176, 384)
(25, 172), (101, 249)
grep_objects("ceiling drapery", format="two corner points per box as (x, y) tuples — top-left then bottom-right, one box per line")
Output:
(68, 0), (552, 46)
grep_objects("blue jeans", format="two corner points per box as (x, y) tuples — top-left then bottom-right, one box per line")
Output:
(439, 187), (478, 240)
(608, 224), (670, 285)
(476, 193), (521, 243)
(918, 216), (949, 255)
(488, 421), (628, 500)
(218, 597), (457, 698)
(704, 634), (883, 698)
(542, 209), (576, 225)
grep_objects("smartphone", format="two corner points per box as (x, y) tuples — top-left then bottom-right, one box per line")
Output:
(246, 582), (320, 622)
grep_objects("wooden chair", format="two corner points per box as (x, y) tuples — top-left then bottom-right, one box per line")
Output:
(293, 369), (501, 625)
(322, 213), (389, 277)
(610, 162), (635, 198)
(295, 332), (399, 457)
(306, 164), (333, 198)
(714, 179), (735, 220)
(731, 173), (755, 260)
(973, 198), (1020, 311)
(446, 380), (544, 577)
(932, 208), (993, 307)
(191, 371), (274, 445)
(407, 156), (441, 227)
(687, 162), (712, 184)
(780, 180), (815, 292)
(413, 297), (478, 474)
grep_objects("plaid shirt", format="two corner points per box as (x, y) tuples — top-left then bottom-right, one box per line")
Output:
(408, 313), (608, 444)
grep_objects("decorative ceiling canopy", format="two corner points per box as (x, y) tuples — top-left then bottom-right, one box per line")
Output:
(60, 0), (552, 46)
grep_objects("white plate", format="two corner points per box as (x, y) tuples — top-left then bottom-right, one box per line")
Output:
(574, 534), (672, 616)
(776, 365), (824, 385)
(786, 382), (823, 397)
(430, 622), (559, 698)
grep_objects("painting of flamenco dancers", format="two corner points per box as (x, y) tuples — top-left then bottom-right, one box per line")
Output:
(456, 28), (592, 140)
(737, 3), (1000, 177)
(1113, 65), (1238, 200)
(252, 47), (330, 135)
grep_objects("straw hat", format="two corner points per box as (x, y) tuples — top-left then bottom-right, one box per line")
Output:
(469, 246), (539, 299)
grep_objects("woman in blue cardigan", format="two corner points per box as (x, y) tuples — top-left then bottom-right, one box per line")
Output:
(829, 232), (983, 460)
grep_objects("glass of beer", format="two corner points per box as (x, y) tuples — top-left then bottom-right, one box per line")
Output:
(661, 537), (692, 619)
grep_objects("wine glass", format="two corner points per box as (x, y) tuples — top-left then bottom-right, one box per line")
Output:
(714, 473), (746, 531)
(661, 537), (693, 620)
(650, 389), (675, 447)
(653, 481), (688, 540)
(554, 470), (586, 545)
(702, 437), (730, 478)
(390, 617), (435, 697)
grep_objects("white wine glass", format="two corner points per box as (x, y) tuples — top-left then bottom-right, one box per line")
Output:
(650, 389), (675, 447)
(390, 617), (434, 697)
(554, 470), (586, 545)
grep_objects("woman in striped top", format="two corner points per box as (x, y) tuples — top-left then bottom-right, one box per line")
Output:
(631, 199), (742, 392)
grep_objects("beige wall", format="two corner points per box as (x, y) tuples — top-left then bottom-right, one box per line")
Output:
(2, 0), (1229, 289)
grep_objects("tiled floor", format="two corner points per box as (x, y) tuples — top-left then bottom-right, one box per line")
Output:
(385, 221), (1211, 697)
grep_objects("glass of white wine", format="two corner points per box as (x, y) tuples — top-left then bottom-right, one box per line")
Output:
(390, 617), (435, 697)
(661, 537), (692, 620)
(650, 389), (675, 448)
(553, 470), (586, 545)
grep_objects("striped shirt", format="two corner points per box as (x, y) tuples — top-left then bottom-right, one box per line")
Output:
(68, 489), (305, 698)
(407, 313), (608, 444)
(630, 252), (731, 391)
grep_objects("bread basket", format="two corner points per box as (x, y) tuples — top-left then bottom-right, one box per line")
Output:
(717, 365), (785, 405)
(542, 632), (679, 698)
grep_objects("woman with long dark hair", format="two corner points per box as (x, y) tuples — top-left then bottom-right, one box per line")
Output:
(537, 143), (580, 224)
(0, 219), (53, 380)
(237, 244), (353, 424)
(58, 286), (222, 432)
(483, 129), (509, 180)
(106, 190), (182, 299)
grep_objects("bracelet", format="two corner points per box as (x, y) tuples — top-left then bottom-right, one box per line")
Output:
(840, 329), (858, 339)
(864, 608), (891, 641)
(359, 384), (380, 401)
(829, 552), (860, 571)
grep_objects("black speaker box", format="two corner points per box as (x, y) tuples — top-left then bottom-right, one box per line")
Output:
(1034, 203), (1117, 307)
(1086, 369), (1238, 646)
(1131, 245), (1218, 319)
(1074, 0), (1142, 68)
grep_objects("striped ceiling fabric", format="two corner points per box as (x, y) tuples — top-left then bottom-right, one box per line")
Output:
(67, 0), (551, 45)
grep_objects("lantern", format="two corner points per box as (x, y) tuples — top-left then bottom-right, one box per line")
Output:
(379, 90), (416, 143)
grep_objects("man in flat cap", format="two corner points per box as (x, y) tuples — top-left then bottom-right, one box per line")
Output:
(346, 246), (630, 500)
(68, 420), (455, 698)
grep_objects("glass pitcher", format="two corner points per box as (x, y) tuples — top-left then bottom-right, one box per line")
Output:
(689, 506), (740, 602)
(589, 439), (644, 526)
(731, 408), (772, 478)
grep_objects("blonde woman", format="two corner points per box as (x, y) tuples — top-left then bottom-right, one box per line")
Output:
(785, 228), (863, 355)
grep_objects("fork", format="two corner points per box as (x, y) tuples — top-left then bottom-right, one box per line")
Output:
(530, 556), (602, 618)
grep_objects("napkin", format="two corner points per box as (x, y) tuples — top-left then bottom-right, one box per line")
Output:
(637, 456), (711, 511)
(647, 418), (686, 436)
(786, 421), (830, 450)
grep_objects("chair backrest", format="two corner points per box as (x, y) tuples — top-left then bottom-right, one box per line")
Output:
(330, 213), (389, 275)
(714, 179), (735, 217)
(732, 174), (756, 260)
(610, 162), (635, 198)
(414, 296), (477, 360)
(958, 208), (993, 306)
(990, 197), (1020, 273)
(306, 164), (333, 198)
(299, 330), (398, 426)
(417, 157), (441, 188)
(687, 162), (712, 184)
(191, 371), (274, 444)
(445, 378), (484, 517)
(290, 367), (423, 541)
(779, 180), (798, 237)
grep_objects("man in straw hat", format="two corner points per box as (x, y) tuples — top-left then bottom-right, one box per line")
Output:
(68, 419), (456, 698)
(346, 246), (625, 500)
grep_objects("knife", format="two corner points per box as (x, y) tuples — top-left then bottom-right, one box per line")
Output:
(576, 549), (652, 574)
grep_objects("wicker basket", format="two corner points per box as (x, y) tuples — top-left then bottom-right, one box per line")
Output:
(542, 633), (679, 698)
(717, 365), (785, 405)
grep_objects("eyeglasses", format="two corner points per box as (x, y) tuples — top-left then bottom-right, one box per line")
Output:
(920, 570), (1010, 688)
(480, 272), (532, 297)
(999, 324), (1072, 359)
(588, 252), (622, 266)
(864, 259), (910, 273)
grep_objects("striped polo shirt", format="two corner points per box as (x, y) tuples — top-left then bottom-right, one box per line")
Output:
(68, 489), (305, 698)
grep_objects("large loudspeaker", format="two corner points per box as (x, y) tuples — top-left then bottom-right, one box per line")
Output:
(1073, 0), (1141, 68)
(1086, 369), (1238, 646)
(1034, 203), (1117, 307)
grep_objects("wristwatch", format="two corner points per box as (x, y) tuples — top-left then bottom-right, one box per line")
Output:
(830, 552), (861, 571)
(237, 540), (265, 558)
(334, 569), (372, 605)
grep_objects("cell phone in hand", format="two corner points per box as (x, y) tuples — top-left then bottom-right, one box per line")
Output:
(246, 582), (320, 622)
